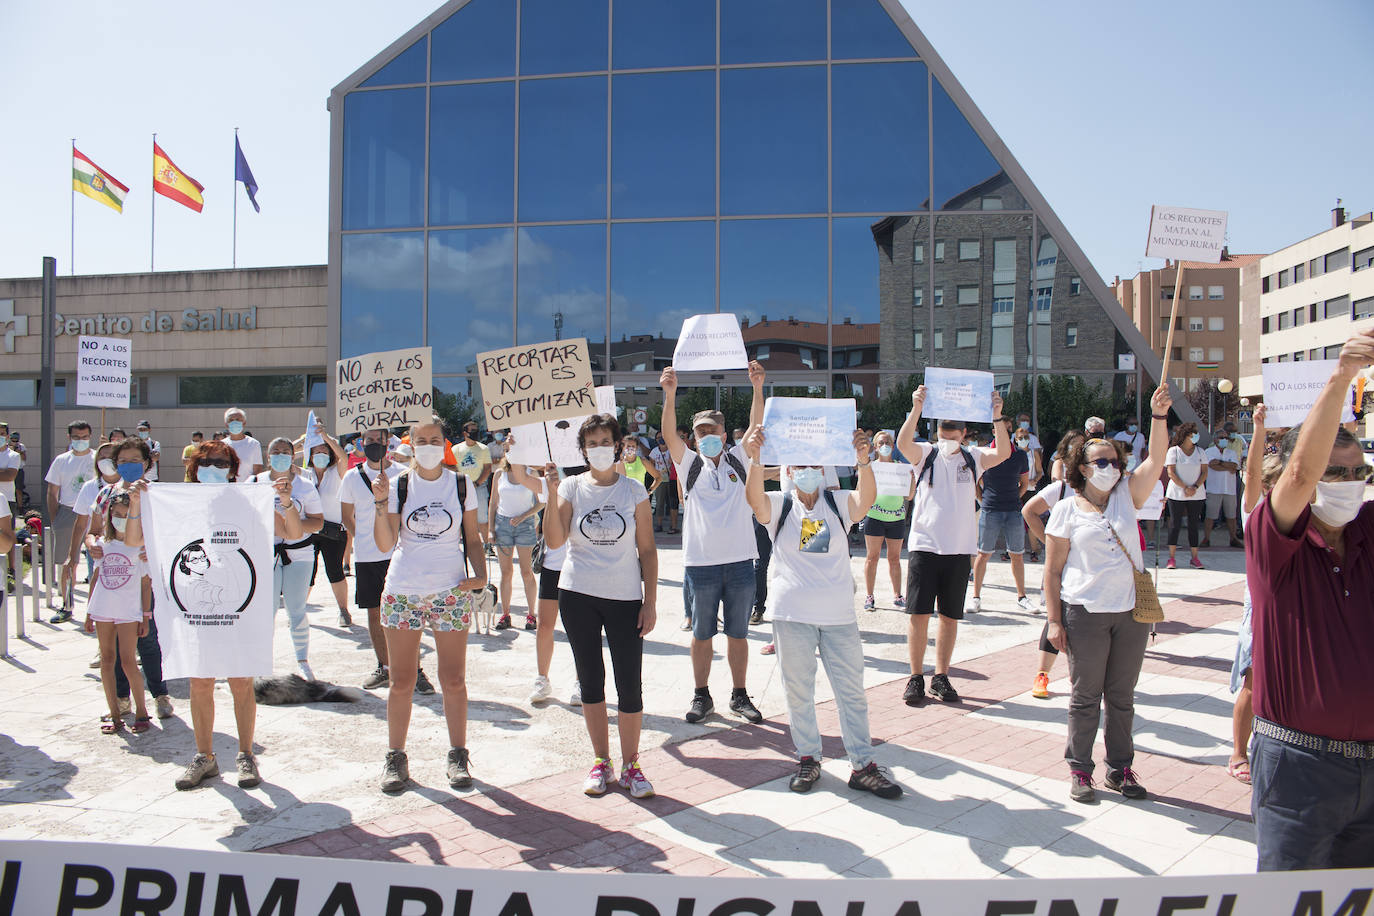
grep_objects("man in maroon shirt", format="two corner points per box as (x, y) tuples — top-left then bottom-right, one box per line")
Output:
(1246, 327), (1374, 871)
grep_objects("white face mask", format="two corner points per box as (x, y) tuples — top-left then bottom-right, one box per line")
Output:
(585, 446), (616, 471)
(877, 444), (893, 457)
(111, 515), (128, 534)
(937, 438), (962, 457)
(413, 444), (444, 470)
(1310, 480), (1367, 528)
(1089, 466), (1121, 491)
(97, 458), (117, 478)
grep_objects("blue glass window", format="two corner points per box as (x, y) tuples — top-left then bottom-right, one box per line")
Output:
(517, 225), (607, 366)
(721, 219), (827, 367)
(360, 36), (427, 87)
(831, 0), (917, 60)
(932, 78), (1007, 210)
(611, 221), (715, 347)
(521, 0), (608, 76)
(342, 88), (425, 230)
(428, 229), (515, 373)
(430, 0), (515, 82)
(720, 67), (826, 216)
(832, 217), (883, 325)
(613, 0), (714, 70)
(721, 0), (825, 64)
(518, 76), (607, 222)
(341, 232), (423, 359)
(430, 82), (515, 226)
(832, 62), (928, 212)
(612, 71), (714, 218)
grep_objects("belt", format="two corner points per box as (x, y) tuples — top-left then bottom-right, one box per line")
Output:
(1254, 716), (1374, 760)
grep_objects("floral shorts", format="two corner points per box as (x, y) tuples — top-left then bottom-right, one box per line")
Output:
(381, 586), (472, 632)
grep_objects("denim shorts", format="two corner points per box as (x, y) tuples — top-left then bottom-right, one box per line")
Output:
(685, 560), (756, 640)
(978, 509), (1026, 554)
(494, 513), (539, 548)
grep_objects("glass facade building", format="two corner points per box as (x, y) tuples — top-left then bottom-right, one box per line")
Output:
(328, 0), (1163, 421)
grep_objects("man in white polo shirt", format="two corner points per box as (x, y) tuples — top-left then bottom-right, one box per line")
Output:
(1203, 427), (1243, 548)
(45, 420), (96, 621)
(136, 420), (162, 481)
(223, 407), (265, 481)
(896, 386), (1011, 704)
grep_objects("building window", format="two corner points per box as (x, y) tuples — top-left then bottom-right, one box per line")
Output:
(913, 330), (923, 350)
(179, 374), (309, 406)
(1188, 285), (1203, 300)
(1354, 247), (1374, 272)
(1324, 248), (1350, 272)
(798, 348), (815, 369)
(1189, 316), (1204, 332)
(1069, 276), (1082, 295)
(755, 344), (770, 360)
(1322, 295), (1351, 321)
(1208, 348), (1224, 361)
(934, 240), (945, 261)
(956, 328), (977, 348)
(913, 286), (923, 308)
(0, 379), (37, 407)
(1261, 276), (1271, 294)
(1293, 307), (1306, 327)
(933, 330), (944, 350)
(1277, 312), (1291, 330)
(306, 375), (327, 404)
(1065, 324), (1078, 347)
(1208, 317), (1224, 331)
(1310, 257), (1323, 278)
(957, 284), (979, 306)
(1261, 316), (1271, 334)
(1278, 355), (1290, 363)
(992, 284), (1014, 313)
(981, 196), (1003, 210)
(1208, 285), (1224, 300)
(1189, 347), (1204, 362)
(1278, 269), (1290, 288)
(1036, 285), (1053, 311)
(1188, 378), (1203, 392)
(958, 240), (980, 261)
(1293, 263), (1305, 283)
(1324, 344), (1342, 359)
(913, 241), (924, 264)
(1355, 297), (1374, 320)
(933, 286), (944, 307)
(1161, 286), (1175, 301)
(1159, 317), (1173, 333)
(1293, 351), (1305, 361)
(990, 326), (1013, 366)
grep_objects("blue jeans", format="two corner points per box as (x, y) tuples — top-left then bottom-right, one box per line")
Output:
(773, 620), (874, 769)
(1252, 731), (1374, 871)
(273, 555), (313, 662)
(685, 560), (756, 640)
(977, 509), (1025, 554)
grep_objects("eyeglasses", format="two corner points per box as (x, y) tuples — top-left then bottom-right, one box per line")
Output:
(201, 459), (231, 469)
(1088, 458), (1123, 470)
(1323, 464), (1374, 483)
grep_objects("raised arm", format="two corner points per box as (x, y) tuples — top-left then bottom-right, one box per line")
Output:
(747, 360), (766, 431)
(979, 392), (1011, 469)
(848, 429), (875, 521)
(1242, 404), (1269, 515)
(371, 468), (400, 554)
(895, 385), (928, 458)
(541, 462), (572, 550)
(1130, 385), (1172, 508)
(742, 426), (771, 526)
(659, 367), (686, 465)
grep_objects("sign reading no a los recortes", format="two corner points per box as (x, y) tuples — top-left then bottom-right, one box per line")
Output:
(477, 337), (596, 427)
(335, 347), (433, 435)
(76, 335), (132, 408)
(1145, 205), (1229, 264)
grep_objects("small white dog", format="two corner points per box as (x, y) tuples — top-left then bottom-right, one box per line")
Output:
(468, 554), (500, 634)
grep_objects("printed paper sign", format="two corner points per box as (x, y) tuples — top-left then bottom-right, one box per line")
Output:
(672, 313), (748, 371)
(476, 338), (596, 427)
(1137, 480), (1166, 522)
(872, 460), (915, 497)
(335, 347), (433, 434)
(923, 367), (995, 423)
(760, 397), (857, 467)
(302, 410), (323, 457)
(143, 482), (275, 678)
(1261, 360), (1356, 427)
(596, 385), (617, 416)
(504, 386), (619, 468)
(1145, 205), (1228, 264)
(75, 335), (132, 408)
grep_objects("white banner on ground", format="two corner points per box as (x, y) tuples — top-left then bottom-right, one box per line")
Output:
(872, 460), (915, 497)
(923, 366), (995, 423)
(143, 482), (275, 679)
(1261, 359), (1356, 427)
(1145, 205), (1229, 264)
(75, 335), (132, 408)
(4, 839), (1374, 916)
(672, 313), (748, 371)
(760, 397), (857, 467)
(334, 347), (433, 435)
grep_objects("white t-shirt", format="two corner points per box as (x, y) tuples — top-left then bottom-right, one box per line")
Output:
(779, 465), (841, 496)
(252, 472), (324, 562)
(1045, 480), (1142, 614)
(227, 436), (264, 483)
(495, 469), (538, 519)
(338, 463), (405, 564)
(649, 447), (672, 475)
(1202, 446), (1237, 497)
(674, 445), (757, 567)
(45, 450), (96, 508)
(1165, 445), (1207, 501)
(141, 438), (162, 481)
(539, 476), (568, 572)
(384, 469), (476, 595)
(306, 465), (346, 524)
(73, 477), (115, 519)
(906, 442), (988, 556)
(87, 540), (148, 623)
(557, 473), (648, 601)
(0, 448), (19, 502)
(1113, 431), (1147, 456)
(1030, 478), (1071, 512)
(764, 491), (855, 625)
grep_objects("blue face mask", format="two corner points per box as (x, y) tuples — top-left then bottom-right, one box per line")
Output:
(493, 432), (506, 442)
(227, 420), (245, 435)
(138, 430), (150, 440)
(1190, 433), (1200, 445)
(269, 453), (293, 473)
(698, 434), (724, 458)
(1128, 424), (1138, 434)
(1018, 421), (1030, 431)
(311, 453), (331, 469)
(792, 468), (823, 494)
(116, 461), (144, 484)
(198, 465), (229, 484)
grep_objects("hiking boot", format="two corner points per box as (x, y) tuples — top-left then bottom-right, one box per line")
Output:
(1069, 770), (1096, 803)
(447, 747), (473, 789)
(849, 762), (902, 799)
(1031, 671), (1050, 700)
(175, 753), (219, 791)
(494, 614), (512, 630)
(893, 595), (906, 610)
(529, 675), (552, 704)
(362, 665), (390, 690)
(929, 673), (959, 703)
(863, 595), (875, 611)
(729, 692), (763, 724)
(749, 607), (765, 625)
(618, 760), (655, 799)
(583, 757), (615, 796)
(236, 752), (262, 788)
(414, 668), (435, 696)
(903, 675), (925, 706)
(523, 613), (537, 631)
(155, 695), (175, 718)
(685, 692), (714, 724)
(790, 756), (822, 793)
(380, 749), (409, 793)
(1105, 766), (1147, 800)
(338, 609), (353, 627)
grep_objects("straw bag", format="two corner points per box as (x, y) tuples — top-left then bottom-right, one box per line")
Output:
(1105, 522), (1163, 624)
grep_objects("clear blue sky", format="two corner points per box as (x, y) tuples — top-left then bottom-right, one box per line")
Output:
(1, 0), (1369, 282)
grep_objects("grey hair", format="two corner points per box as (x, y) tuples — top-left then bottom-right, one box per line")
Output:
(1083, 416), (1106, 432)
(1279, 424), (1360, 464)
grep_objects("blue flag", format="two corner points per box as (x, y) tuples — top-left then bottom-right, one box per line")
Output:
(234, 136), (260, 213)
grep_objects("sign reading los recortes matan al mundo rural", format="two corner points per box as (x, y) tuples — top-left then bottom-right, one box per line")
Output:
(75, 335), (132, 409)
(1145, 205), (1228, 264)
(476, 338), (596, 427)
(334, 347), (433, 434)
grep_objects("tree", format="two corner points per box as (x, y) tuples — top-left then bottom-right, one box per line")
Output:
(1186, 379), (1241, 433)
(433, 387), (480, 436)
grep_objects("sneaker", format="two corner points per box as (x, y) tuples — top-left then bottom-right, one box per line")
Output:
(529, 675), (553, 704)
(1166, 557), (1176, 570)
(685, 692), (714, 724)
(929, 673), (959, 703)
(362, 665), (390, 690)
(297, 661), (315, 682)
(1017, 595), (1037, 613)
(967, 596), (981, 614)
(760, 642), (775, 655)
(175, 753), (219, 791)
(523, 613), (537, 631)
(494, 614), (513, 630)
(1105, 766), (1147, 800)
(863, 595), (876, 611)
(1031, 671), (1050, 700)
(569, 681), (582, 707)
(1190, 556), (1205, 570)
(679, 617), (692, 631)
(380, 749), (409, 793)
(1069, 770), (1096, 803)
(447, 747), (473, 789)
(89, 651), (102, 669)
(51, 608), (73, 625)
(414, 668), (435, 696)
(155, 695), (174, 719)
(1145, 541), (1156, 551)
(790, 756), (822, 793)
(583, 757), (615, 796)
(893, 595), (906, 610)
(749, 607), (765, 625)
(729, 692), (764, 724)
(848, 762), (902, 799)
(236, 752), (262, 788)
(902, 674), (925, 706)
(338, 609), (353, 627)
(618, 760), (655, 799)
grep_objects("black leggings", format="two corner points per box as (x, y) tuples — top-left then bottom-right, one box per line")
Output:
(1167, 498), (1204, 548)
(558, 588), (644, 712)
(311, 534), (348, 585)
(1038, 620), (1059, 657)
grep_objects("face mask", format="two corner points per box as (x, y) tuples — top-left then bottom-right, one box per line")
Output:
(111, 515), (128, 534)
(1310, 480), (1367, 527)
(138, 430), (150, 440)
(1018, 421), (1030, 431)
(1126, 455), (1139, 472)
(312, 453), (331, 469)
(227, 420), (244, 435)
(878, 444), (893, 457)
(1089, 466), (1121, 491)
(937, 438), (962, 457)
(1128, 424), (1138, 434)
(363, 441), (386, 463)
(493, 432), (505, 442)
(198, 465), (229, 484)
(1190, 433), (1200, 444)
(1215, 438), (1227, 447)
(1015, 439), (1029, 451)
(585, 446), (616, 471)
(117, 461), (144, 484)
(414, 444), (445, 470)
(464, 428), (477, 442)
(97, 458), (117, 478)
(792, 468), (823, 494)
(70, 438), (91, 453)
(623, 449), (637, 460)
(269, 453), (293, 473)
(697, 434), (724, 458)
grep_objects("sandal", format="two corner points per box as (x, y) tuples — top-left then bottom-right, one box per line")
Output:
(100, 719), (125, 735)
(1227, 760), (1251, 785)
(131, 716), (153, 734)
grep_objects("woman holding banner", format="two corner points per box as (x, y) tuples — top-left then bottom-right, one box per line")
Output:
(862, 431), (914, 611)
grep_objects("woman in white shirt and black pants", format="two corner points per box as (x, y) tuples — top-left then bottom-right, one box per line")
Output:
(1045, 384), (1172, 804)
(1164, 422), (1208, 570)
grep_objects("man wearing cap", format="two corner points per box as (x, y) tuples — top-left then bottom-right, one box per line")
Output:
(136, 420), (162, 482)
(659, 361), (766, 724)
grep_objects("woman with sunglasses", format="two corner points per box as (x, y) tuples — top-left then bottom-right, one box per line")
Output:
(1044, 384), (1171, 804)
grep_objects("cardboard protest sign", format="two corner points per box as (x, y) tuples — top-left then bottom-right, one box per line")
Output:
(673, 313), (748, 371)
(476, 338), (596, 427)
(75, 335), (132, 408)
(872, 460), (915, 497)
(760, 397), (857, 467)
(335, 347), (433, 434)
(1261, 360), (1356, 428)
(1145, 205), (1228, 264)
(923, 367), (995, 423)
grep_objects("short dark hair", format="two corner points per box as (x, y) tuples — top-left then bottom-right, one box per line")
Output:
(107, 428), (127, 441)
(577, 413), (623, 453)
(1063, 436), (1128, 493)
(938, 419), (965, 431)
(190, 440), (240, 482)
(1171, 422), (1198, 447)
(67, 421), (91, 435)
(113, 437), (152, 469)
(191, 430), (204, 438)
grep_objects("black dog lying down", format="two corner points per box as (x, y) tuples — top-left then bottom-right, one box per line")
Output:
(253, 674), (364, 705)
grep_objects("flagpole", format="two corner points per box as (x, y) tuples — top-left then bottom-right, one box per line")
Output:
(70, 139), (76, 276)
(150, 132), (157, 272)
(233, 127), (238, 269)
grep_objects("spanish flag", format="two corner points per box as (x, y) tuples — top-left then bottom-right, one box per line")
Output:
(72, 148), (128, 213)
(153, 142), (205, 213)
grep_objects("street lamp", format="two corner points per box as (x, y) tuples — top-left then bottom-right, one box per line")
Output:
(1210, 378), (1233, 431)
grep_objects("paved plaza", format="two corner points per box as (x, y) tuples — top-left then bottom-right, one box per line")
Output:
(0, 538), (1257, 878)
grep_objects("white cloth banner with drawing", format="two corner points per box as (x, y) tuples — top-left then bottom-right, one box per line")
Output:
(144, 482), (276, 679)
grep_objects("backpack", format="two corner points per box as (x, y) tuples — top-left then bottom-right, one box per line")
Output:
(919, 445), (981, 512)
(683, 450), (748, 495)
(396, 469), (473, 579)
(772, 489), (850, 557)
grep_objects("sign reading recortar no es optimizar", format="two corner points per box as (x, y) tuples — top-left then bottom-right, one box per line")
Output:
(476, 337), (596, 427)
(335, 347), (433, 435)
(75, 335), (132, 409)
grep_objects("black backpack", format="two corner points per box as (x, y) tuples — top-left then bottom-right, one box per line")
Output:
(683, 450), (748, 495)
(919, 445), (981, 512)
(395, 469), (473, 578)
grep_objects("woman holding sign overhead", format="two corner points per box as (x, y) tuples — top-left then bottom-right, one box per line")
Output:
(862, 430), (915, 612)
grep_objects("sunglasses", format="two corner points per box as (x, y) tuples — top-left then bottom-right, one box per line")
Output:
(201, 458), (232, 469)
(1088, 458), (1123, 470)
(1323, 464), (1374, 483)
